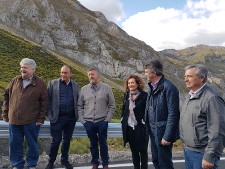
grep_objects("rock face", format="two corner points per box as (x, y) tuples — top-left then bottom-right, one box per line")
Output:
(0, 0), (224, 97)
(0, 0), (161, 80)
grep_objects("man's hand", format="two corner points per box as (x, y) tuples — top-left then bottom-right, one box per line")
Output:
(161, 138), (171, 146)
(202, 159), (214, 169)
(3, 118), (9, 123)
(82, 121), (86, 124)
(36, 122), (43, 126)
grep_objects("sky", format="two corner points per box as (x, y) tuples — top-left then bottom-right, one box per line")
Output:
(79, 0), (225, 51)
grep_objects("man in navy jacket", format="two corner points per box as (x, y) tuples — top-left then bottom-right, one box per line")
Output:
(144, 60), (180, 169)
(45, 65), (79, 169)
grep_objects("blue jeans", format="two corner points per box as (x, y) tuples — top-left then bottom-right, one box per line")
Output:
(49, 116), (75, 164)
(149, 129), (174, 169)
(9, 123), (40, 169)
(184, 148), (220, 169)
(84, 120), (109, 167)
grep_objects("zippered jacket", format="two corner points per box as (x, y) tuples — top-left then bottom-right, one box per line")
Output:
(145, 76), (180, 143)
(2, 75), (48, 125)
(180, 84), (225, 164)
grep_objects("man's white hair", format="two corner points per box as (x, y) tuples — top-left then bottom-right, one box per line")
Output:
(20, 58), (36, 69)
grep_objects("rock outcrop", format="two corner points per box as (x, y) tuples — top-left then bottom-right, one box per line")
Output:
(0, 0), (162, 80)
(0, 0), (224, 97)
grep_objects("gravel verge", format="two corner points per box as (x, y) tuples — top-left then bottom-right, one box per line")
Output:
(0, 150), (184, 169)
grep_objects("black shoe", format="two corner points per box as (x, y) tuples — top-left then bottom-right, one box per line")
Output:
(45, 163), (54, 169)
(61, 161), (73, 169)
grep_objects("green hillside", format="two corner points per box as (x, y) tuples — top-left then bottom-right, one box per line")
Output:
(160, 45), (225, 73)
(0, 28), (123, 120)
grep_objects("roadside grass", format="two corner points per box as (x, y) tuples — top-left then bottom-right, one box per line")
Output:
(173, 139), (183, 151)
(57, 137), (130, 155)
(56, 137), (183, 155)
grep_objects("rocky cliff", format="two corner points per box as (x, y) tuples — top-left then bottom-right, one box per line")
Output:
(0, 0), (224, 97)
(0, 0), (163, 79)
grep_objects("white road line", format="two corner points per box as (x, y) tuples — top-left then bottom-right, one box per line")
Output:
(54, 157), (225, 169)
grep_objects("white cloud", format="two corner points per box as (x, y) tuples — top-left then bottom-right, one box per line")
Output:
(79, 0), (125, 22)
(122, 0), (225, 50)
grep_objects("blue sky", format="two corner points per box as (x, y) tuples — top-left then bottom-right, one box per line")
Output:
(120, 0), (186, 16)
(79, 0), (225, 51)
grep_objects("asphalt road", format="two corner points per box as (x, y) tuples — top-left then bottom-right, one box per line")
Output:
(54, 156), (225, 169)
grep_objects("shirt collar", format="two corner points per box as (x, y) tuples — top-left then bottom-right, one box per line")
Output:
(22, 75), (33, 81)
(151, 76), (162, 90)
(89, 81), (102, 89)
(66, 79), (71, 85)
(60, 79), (71, 85)
(189, 83), (206, 99)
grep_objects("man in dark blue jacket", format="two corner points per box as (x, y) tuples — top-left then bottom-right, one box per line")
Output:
(144, 60), (180, 169)
(45, 65), (79, 169)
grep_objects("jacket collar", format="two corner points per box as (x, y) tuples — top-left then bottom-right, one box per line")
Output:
(88, 81), (102, 89)
(134, 91), (146, 102)
(148, 75), (165, 93)
(126, 91), (145, 103)
(19, 75), (37, 86)
(189, 84), (208, 99)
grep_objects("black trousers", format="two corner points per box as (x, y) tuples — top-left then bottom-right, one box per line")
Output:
(49, 116), (75, 164)
(127, 126), (148, 169)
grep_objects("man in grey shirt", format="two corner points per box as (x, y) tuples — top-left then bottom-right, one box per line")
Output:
(78, 68), (116, 169)
(180, 64), (225, 169)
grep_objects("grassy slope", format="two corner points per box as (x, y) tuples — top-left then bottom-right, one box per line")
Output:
(161, 45), (225, 74)
(0, 28), (123, 120)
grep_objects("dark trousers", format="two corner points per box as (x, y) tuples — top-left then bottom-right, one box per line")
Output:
(127, 126), (148, 169)
(84, 120), (109, 167)
(150, 129), (174, 169)
(49, 116), (75, 164)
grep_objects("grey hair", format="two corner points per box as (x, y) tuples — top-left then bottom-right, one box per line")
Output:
(20, 58), (36, 68)
(144, 60), (163, 76)
(88, 67), (99, 74)
(185, 64), (208, 83)
(62, 65), (72, 73)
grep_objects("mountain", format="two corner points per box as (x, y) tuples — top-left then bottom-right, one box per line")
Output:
(0, 0), (188, 91)
(160, 44), (225, 74)
(160, 45), (225, 98)
(0, 0), (161, 79)
(0, 0), (224, 99)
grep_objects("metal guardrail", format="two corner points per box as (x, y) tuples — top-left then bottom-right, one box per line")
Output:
(0, 120), (122, 138)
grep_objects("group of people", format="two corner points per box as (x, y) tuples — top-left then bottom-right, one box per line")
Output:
(122, 61), (180, 169)
(2, 58), (225, 169)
